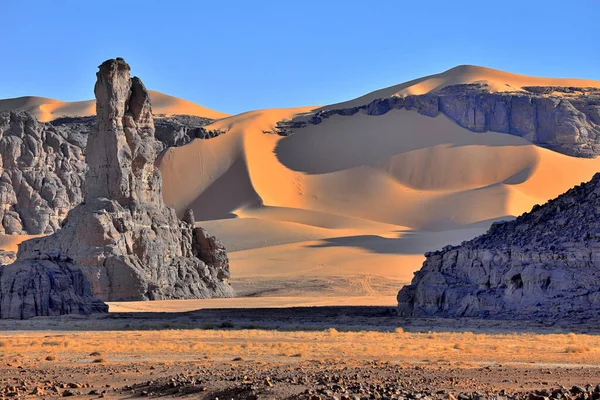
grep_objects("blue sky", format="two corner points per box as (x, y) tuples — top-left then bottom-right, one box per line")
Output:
(1, 0), (599, 114)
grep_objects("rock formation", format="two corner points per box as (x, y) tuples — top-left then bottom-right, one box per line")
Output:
(0, 250), (107, 319)
(274, 84), (600, 158)
(397, 173), (600, 321)
(0, 111), (86, 235)
(0, 110), (223, 236)
(0, 58), (233, 319)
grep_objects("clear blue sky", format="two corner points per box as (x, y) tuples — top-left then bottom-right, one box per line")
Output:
(1, 0), (599, 114)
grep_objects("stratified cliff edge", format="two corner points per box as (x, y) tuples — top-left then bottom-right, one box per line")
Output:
(397, 173), (600, 320)
(275, 83), (600, 158)
(0, 58), (233, 318)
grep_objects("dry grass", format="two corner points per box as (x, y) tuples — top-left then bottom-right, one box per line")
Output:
(564, 346), (591, 353)
(0, 329), (597, 366)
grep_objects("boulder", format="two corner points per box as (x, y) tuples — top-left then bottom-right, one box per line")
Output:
(0, 251), (107, 319)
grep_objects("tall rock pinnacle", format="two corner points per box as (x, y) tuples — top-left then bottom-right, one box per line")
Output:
(86, 58), (160, 206)
(0, 58), (233, 318)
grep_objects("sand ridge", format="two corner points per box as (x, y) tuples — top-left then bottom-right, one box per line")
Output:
(0, 90), (228, 122)
(322, 64), (600, 111)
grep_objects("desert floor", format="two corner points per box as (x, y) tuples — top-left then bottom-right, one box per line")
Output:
(1, 307), (599, 399)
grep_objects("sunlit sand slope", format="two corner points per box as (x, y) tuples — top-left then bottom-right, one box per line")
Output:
(158, 101), (600, 298)
(322, 64), (600, 111)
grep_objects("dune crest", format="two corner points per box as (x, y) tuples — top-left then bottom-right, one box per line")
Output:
(0, 90), (228, 122)
(324, 64), (600, 110)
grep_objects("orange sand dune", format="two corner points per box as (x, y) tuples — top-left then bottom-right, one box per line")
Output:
(323, 65), (600, 111)
(0, 90), (228, 122)
(158, 86), (600, 299)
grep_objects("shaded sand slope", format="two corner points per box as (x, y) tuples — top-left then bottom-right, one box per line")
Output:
(323, 64), (600, 111)
(0, 90), (228, 121)
(158, 101), (600, 299)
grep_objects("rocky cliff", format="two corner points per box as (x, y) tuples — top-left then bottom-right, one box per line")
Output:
(397, 173), (600, 320)
(0, 111), (86, 235)
(0, 106), (223, 236)
(274, 84), (600, 158)
(0, 58), (233, 318)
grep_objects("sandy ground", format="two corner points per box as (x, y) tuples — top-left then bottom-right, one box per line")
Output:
(0, 307), (599, 398)
(0, 90), (229, 122)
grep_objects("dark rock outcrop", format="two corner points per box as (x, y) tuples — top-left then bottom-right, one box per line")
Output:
(0, 251), (107, 319)
(0, 58), (233, 318)
(52, 114), (224, 151)
(274, 84), (600, 158)
(154, 115), (225, 148)
(397, 173), (600, 320)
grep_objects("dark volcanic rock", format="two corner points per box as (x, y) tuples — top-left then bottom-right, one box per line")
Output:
(397, 173), (600, 320)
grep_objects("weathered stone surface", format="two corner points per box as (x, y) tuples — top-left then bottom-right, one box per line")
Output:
(275, 84), (600, 158)
(0, 111), (86, 235)
(0, 251), (107, 319)
(397, 173), (600, 320)
(154, 115), (224, 148)
(0, 58), (233, 318)
(0, 250), (15, 265)
(16, 58), (234, 302)
(0, 111), (222, 235)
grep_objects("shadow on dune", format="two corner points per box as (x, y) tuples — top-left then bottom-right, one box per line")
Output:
(274, 111), (534, 175)
(186, 157), (263, 220)
(306, 217), (513, 255)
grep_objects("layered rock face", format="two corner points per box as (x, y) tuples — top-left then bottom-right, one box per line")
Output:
(6, 58), (233, 309)
(0, 111), (86, 235)
(275, 84), (600, 158)
(0, 110), (222, 236)
(397, 173), (600, 320)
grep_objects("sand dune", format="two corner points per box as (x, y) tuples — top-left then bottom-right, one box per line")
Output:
(158, 89), (600, 299)
(0, 90), (228, 122)
(324, 65), (600, 111)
